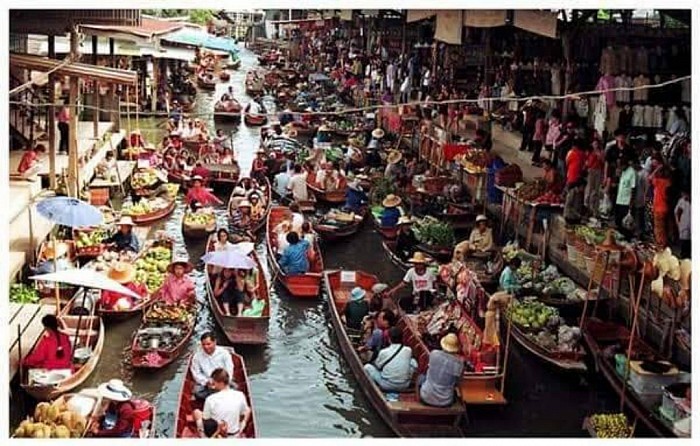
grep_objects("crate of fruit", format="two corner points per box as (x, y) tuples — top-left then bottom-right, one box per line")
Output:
(73, 228), (110, 258)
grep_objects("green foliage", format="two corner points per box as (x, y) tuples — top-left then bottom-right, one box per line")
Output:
(413, 216), (455, 248)
(142, 9), (216, 24)
(369, 177), (397, 205)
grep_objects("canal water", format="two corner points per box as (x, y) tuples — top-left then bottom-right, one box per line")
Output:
(13, 46), (624, 438)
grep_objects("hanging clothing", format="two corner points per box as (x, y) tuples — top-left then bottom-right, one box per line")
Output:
(614, 76), (626, 104)
(652, 106), (665, 129)
(634, 47), (649, 74)
(681, 78), (691, 103)
(607, 105), (620, 134)
(632, 75), (649, 102)
(618, 46), (633, 74)
(593, 94), (607, 136)
(600, 47), (617, 75)
(665, 107), (679, 133)
(620, 76), (632, 103)
(596, 75), (616, 107)
(642, 105), (655, 128)
(551, 67), (561, 96)
(632, 105), (645, 128)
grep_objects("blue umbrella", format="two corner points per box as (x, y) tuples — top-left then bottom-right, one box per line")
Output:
(36, 197), (103, 228)
(201, 250), (256, 270)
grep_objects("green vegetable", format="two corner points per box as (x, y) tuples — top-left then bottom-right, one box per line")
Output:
(369, 177), (398, 205)
(413, 216), (455, 248)
(10, 283), (40, 304)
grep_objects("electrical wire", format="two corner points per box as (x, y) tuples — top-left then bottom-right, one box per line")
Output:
(8, 74), (691, 120)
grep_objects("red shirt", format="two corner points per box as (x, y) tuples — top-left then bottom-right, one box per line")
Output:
(566, 148), (586, 185)
(586, 151), (604, 171)
(186, 185), (222, 206)
(23, 331), (73, 370)
(94, 402), (136, 437)
(17, 150), (38, 173)
(252, 158), (267, 174)
(192, 166), (210, 178)
(101, 282), (148, 310)
(652, 177), (671, 214)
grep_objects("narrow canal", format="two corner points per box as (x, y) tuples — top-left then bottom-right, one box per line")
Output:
(14, 46), (622, 438)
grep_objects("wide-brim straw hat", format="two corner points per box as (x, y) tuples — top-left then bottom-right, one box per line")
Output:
(44, 243), (68, 260)
(350, 286), (367, 301)
(117, 216), (135, 227)
(238, 200), (252, 208)
(475, 214), (488, 223)
(371, 283), (389, 294)
(167, 259), (193, 274)
(387, 150), (402, 165)
(382, 194), (402, 208)
(408, 251), (428, 264)
(98, 379), (133, 402)
(440, 333), (461, 353)
(108, 262), (136, 284)
(372, 128), (385, 139)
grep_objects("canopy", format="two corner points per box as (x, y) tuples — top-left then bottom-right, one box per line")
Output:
(161, 28), (239, 56)
(30, 269), (142, 300)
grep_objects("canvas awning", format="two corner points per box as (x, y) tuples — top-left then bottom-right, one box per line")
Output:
(160, 28), (239, 55)
(513, 10), (558, 38)
(10, 53), (137, 85)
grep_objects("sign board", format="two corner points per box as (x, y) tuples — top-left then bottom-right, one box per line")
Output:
(340, 271), (356, 284)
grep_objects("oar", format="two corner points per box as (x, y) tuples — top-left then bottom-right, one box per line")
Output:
(72, 290), (89, 355)
(17, 324), (23, 385)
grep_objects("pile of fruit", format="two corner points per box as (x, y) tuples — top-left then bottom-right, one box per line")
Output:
(14, 399), (88, 438)
(90, 251), (131, 273)
(74, 228), (109, 252)
(134, 245), (172, 292)
(508, 300), (559, 331)
(10, 283), (39, 304)
(145, 303), (193, 324)
(573, 225), (622, 245)
(131, 170), (158, 189)
(456, 150), (489, 173)
(123, 197), (170, 217)
(587, 413), (633, 438)
(515, 180), (547, 201)
(184, 212), (215, 226)
(533, 191), (563, 205)
(165, 183), (179, 197)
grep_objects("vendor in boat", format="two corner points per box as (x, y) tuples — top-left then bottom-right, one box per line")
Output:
(230, 200), (253, 230)
(358, 309), (397, 362)
(380, 194), (402, 228)
(91, 380), (137, 438)
(213, 129), (232, 153)
(395, 217), (418, 262)
(229, 187), (247, 210)
(22, 314), (72, 371)
(135, 169), (171, 202)
(418, 333), (464, 408)
(388, 252), (437, 313)
(103, 216), (140, 253)
(453, 215), (495, 260)
(100, 263), (147, 311)
(213, 268), (249, 316)
(499, 257), (522, 294)
(364, 327), (417, 392)
(186, 176), (224, 207)
(367, 128), (384, 151)
(192, 162), (210, 180)
(345, 178), (368, 213)
(251, 149), (268, 183)
(315, 162), (340, 191)
(287, 164), (310, 202)
(160, 259), (196, 307)
(315, 125), (332, 144)
(345, 141), (365, 171)
(193, 368), (252, 438)
(129, 129), (146, 149)
(191, 333), (235, 400)
(248, 192), (265, 221)
(279, 231), (311, 275)
(343, 286), (370, 331)
(384, 150), (403, 182)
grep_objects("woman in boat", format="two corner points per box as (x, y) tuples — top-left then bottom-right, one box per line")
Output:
(248, 192), (265, 222)
(214, 268), (246, 316)
(388, 252), (437, 313)
(91, 380), (138, 438)
(380, 194), (402, 228)
(186, 176), (224, 207)
(499, 257), (522, 294)
(230, 200), (253, 231)
(100, 263), (148, 311)
(213, 228), (235, 252)
(193, 368), (252, 438)
(394, 216), (418, 262)
(342, 286), (370, 331)
(358, 309), (397, 363)
(251, 149), (268, 184)
(364, 327), (417, 392)
(160, 260), (196, 307)
(279, 231), (310, 275)
(22, 314), (72, 371)
(384, 150), (403, 183)
(103, 216), (140, 253)
(345, 179), (368, 213)
(454, 215), (495, 259)
(418, 333), (464, 407)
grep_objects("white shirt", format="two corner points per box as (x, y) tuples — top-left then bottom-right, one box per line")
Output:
(675, 198), (691, 240)
(203, 388), (248, 435)
(190, 347), (234, 387)
(291, 212), (304, 233)
(249, 101), (261, 115)
(287, 173), (309, 201)
(422, 70), (431, 87)
(403, 268), (437, 294)
(642, 105), (655, 128)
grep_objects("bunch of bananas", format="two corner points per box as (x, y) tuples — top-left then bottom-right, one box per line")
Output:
(588, 413), (632, 438)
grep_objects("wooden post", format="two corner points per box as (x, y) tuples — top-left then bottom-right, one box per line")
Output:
(67, 29), (80, 197)
(151, 57), (158, 114)
(92, 35), (98, 65)
(47, 35), (57, 189)
(94, 82), (100, 138)
(109, 38), (115, 68)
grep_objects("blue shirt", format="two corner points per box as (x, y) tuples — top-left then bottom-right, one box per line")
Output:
(105, 231), (140, 253)
(380, 207), (401, 227)
(345, 188), (368, 212)
(499, 266), (520, 293)
(279, 239), (310, 275)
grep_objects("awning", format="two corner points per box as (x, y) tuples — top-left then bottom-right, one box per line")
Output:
(10, 53), (137, 85)
(160, 28), (239, 55)
(513, 10), (558, 38)
(80, 18), (185, 39)
(463, 10), (507, 28)
(435, 11), (463, 45)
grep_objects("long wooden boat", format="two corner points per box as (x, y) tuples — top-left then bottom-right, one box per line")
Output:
(582, 318), (681, 437)
(131, 304), (196, 369)
(21, 314), (105, 401)
(305, 171), (348, 204)
(214, 99), (242, 122)
(416, 243), (454, 263)
(312, 207), (367, 241)
(265, 206), (324, 298)
(174, 348), (257, 438)
(196, 71), (217, 90)
(244, 112), (267, 126)
(128, 199), (177, 226)
(205, 236), (270, 344)
(372, 211), (400, 240)
(181, 210), (217, 240)
(228, 177), (272, 235)
(324, 270), (465, 437)
(381, 241), (435, 271)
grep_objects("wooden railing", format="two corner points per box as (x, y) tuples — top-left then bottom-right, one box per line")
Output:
(10, 74), (50, 147)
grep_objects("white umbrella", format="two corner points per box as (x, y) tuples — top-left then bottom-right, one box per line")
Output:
(29, 269), (142, 300)
(201, 250), (256, 270)
(232, 242), (255, 256)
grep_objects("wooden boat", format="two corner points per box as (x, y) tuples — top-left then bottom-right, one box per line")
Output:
(416, 243), (454, 263)
(181, 210), (217, 240)
(265, 206), (324, 298)
(196, 71), (217, 90)
(21, 314), (105, 401)
(214, 99), (242, 122)
(96, 239), (173, 322)
(313, 207), (367, 241)
(35, 240), (79, 301)
(371, 210), (400, 240)
(205, 235), (270, 344)
(324, 270), (465, 437)
(582, 318), (681, 437)
(128, 198), (177, 226)
(131, 304), (196, 369)
(381, 241), (434, 271)
(244, 111), (267, 126)
(174, 348), (257, 438)
(305, 171), (348, 204)
(228, 177), (272, 235)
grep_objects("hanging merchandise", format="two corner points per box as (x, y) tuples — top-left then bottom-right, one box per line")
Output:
(642, 104), (655, 128)
(632, 104), (645, 128)
(606, 105), (619, 134)
(596, 74), (616, 107)
(550, 65), (562, 96)
(652, 105), (664, 129)
(632, 74), (649, 102)
(593, 94), (607, 136)
(665, 107), (679, 133)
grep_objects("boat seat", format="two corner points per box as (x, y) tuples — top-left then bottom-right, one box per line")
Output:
(388, 391), (464, 415)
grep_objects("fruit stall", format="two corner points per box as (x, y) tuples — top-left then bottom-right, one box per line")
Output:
(88, 160), (136, 206)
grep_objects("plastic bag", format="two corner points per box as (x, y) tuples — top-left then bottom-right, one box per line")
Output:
(599, 192), (612, 216)
(242, 299), (265, 317)
(622, 211), (635, 231)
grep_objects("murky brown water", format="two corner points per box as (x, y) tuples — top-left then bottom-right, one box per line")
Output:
(12, 47), (625, 438)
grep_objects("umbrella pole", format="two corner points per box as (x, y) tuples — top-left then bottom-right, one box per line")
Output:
(54, 237), (61, 315)
(72, 290), (89, 354)
(17, 324), (23, 384)
(620, 269), (645, 412)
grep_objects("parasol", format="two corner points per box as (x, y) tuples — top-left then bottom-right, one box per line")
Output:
(201, 249), (256, 270)
(29, 269), (142, 300)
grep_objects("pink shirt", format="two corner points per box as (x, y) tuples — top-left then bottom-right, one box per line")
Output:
(160, 274), (195, 306)
(545, 118), (561, 146)
(58, 107), (70, 123)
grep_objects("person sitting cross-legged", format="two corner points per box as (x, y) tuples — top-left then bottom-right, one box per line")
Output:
(363, 327), (417, 392)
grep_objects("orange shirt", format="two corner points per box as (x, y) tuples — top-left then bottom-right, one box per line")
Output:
(652, 177), (671, 214)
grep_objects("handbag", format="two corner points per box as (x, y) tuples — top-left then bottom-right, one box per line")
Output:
(377, 344), (404, 372)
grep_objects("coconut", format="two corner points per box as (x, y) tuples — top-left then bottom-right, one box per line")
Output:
(651, 276), (664, 298)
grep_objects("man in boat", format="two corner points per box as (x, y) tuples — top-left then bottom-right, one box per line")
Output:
(380, 194), (402, 228)
(388, 252), (437, 313)
(274, 166), (291, 200)
(160, 259), (196, 307)
(193, 368), (252, 438)
(22, 314), (72, 371)
(367, 128), (384, 151)
(453, 215), (495, 261)
(103, 216), (140, 253)
(287, 164), (310, 202)
(100, 263), (148, 311)
(499, 257), (522, 294)
(418, 333), (464, 408)
(358, 309), (397, 363)
(279, 231), (311, 275)
(91, 380), (138, 437)
(230, 200), (253, 231)
(289, 202), (305, 233)
(345, 178), (368, 213)
(363, 327), (417, 392)
(251, 149), (268, 184)
(342, 286), (370, 331)
(186, 176), (224, 207)
(191, 333), (235, 401)
(384, 150), (403, 183)
(394, 216), (418, 262)
(191, 162), (210, 181)
(213, 129), (232, 153)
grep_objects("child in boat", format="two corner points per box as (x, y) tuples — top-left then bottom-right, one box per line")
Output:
(499, 257), (522, 294)
(22, 314), (73, 371)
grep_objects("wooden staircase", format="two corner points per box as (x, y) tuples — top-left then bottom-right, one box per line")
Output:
(9, 74), (50, 149)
